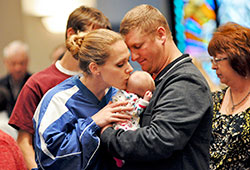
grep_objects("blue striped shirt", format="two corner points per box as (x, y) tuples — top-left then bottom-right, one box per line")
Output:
(33, 75), (117, 170)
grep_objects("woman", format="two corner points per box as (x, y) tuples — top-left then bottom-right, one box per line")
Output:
(208, 22), (250, 169)
(33, 29), (133, 170)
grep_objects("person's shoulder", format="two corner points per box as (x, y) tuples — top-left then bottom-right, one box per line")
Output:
(46, 76), (78, 94)
(32, 64), (57, 76)
(22, 72), (32, 82)
(0, 130), (15, 144)
(26, 72), (32, 78)
(0, 130), (27, 169)
(212, 88), (226, 100)
(39, 77), (78, 106)
(0, 74), (10, 85)
(27, 64), (62, 83)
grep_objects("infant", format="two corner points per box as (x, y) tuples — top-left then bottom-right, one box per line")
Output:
(112, 70), (155, 131)
(112, 71), (155, 167)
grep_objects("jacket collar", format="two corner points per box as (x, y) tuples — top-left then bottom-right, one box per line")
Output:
(154, 54), (191, 86)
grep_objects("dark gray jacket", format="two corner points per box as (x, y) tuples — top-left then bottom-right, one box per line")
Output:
(101, 54), (213, 170)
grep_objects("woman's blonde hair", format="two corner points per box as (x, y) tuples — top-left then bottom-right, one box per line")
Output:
(66, 29), (123, 75)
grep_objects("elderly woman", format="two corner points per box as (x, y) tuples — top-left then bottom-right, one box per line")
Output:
(208, 22), (250, 169)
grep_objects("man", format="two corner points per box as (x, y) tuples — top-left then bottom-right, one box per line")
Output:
(0, 40), (31, 117)
(8, 6), (111, 170)
(100, 4), (213, 170)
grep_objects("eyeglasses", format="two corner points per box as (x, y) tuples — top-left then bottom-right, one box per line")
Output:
(210, 57), (228, 65)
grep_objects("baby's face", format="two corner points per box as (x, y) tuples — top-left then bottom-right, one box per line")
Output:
(127, 83), (145, 97)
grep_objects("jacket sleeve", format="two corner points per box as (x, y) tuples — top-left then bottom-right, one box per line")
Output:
(101, 73), (212, 161)
(33, 96), (100, 170)
(135, 98), (149, 116)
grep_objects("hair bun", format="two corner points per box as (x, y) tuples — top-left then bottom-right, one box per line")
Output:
(66, 32), (87, 58)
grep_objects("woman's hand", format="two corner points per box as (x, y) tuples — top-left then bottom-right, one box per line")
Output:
(92, 101), (133, 128)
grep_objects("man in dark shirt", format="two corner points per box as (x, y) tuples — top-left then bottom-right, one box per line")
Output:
(0, 40), (31, 117)
(101, 4), (213, 170)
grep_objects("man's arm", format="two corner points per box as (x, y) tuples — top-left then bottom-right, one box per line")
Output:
(17, 130), (37, 170)
(101, 74), (213, 160)
(9, 77), (44, 169)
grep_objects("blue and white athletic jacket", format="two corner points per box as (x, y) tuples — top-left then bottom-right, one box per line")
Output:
(33, 75), (117, 170)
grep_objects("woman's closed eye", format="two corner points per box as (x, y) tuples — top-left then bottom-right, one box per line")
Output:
(133, 44), (142, 49)
(117, 63), (124, 67)
(117, 58), (130, 68)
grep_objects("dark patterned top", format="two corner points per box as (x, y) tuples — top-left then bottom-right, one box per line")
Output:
(209, 88), (250, 170)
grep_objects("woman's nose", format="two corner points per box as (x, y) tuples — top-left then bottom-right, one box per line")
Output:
(211, 62), (217, 70)
(126, 63), (134, 74)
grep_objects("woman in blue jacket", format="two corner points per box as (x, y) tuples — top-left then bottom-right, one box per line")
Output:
(33, 29), (133, 170)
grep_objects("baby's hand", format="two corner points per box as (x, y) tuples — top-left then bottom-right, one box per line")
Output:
(143, 90), (152, 101)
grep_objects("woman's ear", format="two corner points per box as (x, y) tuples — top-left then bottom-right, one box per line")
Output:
(89, 62), (100, 76)
(66, 27), (76, 39)
(156, 26), (166, 44)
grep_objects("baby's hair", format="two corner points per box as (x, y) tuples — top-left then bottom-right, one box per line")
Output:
(66, 29), (123, 75)
(127, 71), (155, 97)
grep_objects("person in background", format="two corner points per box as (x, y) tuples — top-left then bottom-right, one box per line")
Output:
(50, 43), (67, 63)
(100, 4), (213, 170)
(0, 40), (31, 117)
(0, 129), (27, 170)
(0, 86), (17, 139)
(208, 22), (250, 170)
(8, 6), (111, 170)
(33, 29), (133, 170)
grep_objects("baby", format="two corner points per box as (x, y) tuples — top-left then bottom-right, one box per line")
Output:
(112, 70), (155, 130)
(112, 71), (155, 167)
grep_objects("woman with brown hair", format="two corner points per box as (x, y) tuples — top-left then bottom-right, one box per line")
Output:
(208, 22), (250, 169)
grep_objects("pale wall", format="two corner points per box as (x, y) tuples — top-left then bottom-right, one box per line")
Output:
(0, 0), (169, 77)
(0, 0), (65, 76)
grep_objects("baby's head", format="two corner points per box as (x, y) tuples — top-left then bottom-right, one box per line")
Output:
(127, 71), (155, 97)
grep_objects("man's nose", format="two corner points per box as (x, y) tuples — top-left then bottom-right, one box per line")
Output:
(14, 64), (23, 72)
(131, 52), (139, 61)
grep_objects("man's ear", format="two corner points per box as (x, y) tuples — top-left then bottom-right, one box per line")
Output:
(66, 27), (76, 38)
(89, 62), (100, 76)
(156, 26), (166, 44)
